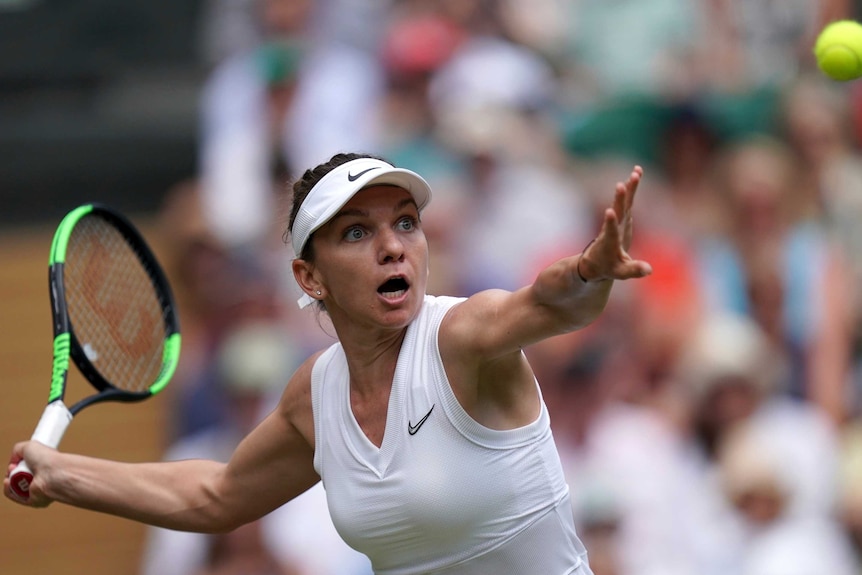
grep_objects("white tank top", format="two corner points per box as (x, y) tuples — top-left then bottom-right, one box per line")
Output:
(311, 295), (592, 575)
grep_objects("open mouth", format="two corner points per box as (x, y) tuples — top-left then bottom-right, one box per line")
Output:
(378, 276), (409, 299)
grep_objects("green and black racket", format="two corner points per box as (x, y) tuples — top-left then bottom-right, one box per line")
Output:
(9, 203), (181, 498)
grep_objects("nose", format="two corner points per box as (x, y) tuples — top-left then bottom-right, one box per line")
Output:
(377, 228), (405, 264)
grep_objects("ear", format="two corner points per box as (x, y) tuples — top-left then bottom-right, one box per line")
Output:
(292, 259), (324, 301)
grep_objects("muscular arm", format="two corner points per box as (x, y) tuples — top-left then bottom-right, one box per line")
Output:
(4, 356), (320, 534)
(437, 167), (651, 429)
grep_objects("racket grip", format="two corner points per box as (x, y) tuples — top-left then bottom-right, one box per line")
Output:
(9, 401), (72, 499)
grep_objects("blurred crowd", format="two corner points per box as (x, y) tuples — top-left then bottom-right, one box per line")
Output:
(142, 0), (862, 574)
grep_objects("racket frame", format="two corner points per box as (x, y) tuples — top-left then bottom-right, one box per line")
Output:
(50, 204), (181, 414)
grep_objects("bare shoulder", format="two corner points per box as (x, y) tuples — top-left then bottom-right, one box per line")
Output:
(440, 288), (527, 360)
(276, 350), (326, 451)
(441, 289), (511, 336)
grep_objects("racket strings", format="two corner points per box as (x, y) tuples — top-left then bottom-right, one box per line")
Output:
(64, 216), (169, 393)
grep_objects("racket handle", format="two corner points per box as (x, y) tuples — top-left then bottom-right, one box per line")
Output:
(9, 401), (72, 499)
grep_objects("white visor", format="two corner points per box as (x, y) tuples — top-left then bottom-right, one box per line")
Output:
(291, 157), (432, 308)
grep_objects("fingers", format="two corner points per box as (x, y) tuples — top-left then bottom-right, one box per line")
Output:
(4, 442), (57, 507)
(602, 208), (620, 244)
(7, 442), (25, 480)
(583, 165), (650, 282)
(610, 165), (642, 223)
(5, 443), (28, 504)
(620, 259), (653, 280)
(613, 182), (626, 221)
(621, 165), (642, 211)
(4, 477), (27, 504)
(9, 441), (25, 466)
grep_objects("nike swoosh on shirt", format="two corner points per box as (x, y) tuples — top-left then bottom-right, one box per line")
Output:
(347, 167), (381, 181)
(408, 405), (435, 435)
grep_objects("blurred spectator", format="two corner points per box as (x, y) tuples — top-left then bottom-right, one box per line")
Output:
(447, 151), (592, 294)
(198, 0), (310, 251)
(378, 6), (466, 163)
(550, 337), (733, 575)
(697, 135), (855, 424)
(412, 0), (592, 295)
(156, 178), (299, 440)
(780, 73), (862, 411)
(781, 74), (862, 281)
(676, 311), (844, 517)
(281, 0), (393, 172)
(717, 421), (858, 575)
(198, 0), (396, 252)
(651, 104), (726, 241)
(140, 320), (372, 575)
(674, 311), (854, 573)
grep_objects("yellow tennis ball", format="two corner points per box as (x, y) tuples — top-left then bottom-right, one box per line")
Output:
(814, 20), (862, 81)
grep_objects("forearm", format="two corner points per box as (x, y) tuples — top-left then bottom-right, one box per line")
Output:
(38, 404), (318, 533)
(45, 453), (234, 533)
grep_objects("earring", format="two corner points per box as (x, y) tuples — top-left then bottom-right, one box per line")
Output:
(316, 290), (322, 296)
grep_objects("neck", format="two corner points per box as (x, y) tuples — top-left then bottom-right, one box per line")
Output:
(338, 325), (406, 396)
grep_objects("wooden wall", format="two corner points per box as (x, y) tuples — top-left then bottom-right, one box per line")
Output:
(0, 222), (170, 575)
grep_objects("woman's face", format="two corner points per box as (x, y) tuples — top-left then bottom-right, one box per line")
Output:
(303, 185), (429, 331)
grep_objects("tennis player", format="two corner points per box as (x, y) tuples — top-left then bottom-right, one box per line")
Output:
(6, 152), (651, 575)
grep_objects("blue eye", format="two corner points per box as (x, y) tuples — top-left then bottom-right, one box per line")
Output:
(397, 217), (416, 231)
(345, 227), (366, 241)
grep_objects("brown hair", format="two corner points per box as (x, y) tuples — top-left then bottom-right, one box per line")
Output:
(284, 152), (392, 260)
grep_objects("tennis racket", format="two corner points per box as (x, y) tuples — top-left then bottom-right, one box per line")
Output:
(9, 203), (181, 499)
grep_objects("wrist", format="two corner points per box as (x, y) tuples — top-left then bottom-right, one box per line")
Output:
(576, 239), (607, 284)
(576, 254), (591, 283)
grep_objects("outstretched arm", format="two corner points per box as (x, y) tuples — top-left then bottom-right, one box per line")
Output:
(4, 358), (320, 534)
(443, 166), (652, 359)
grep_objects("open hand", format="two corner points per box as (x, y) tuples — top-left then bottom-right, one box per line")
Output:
(578, 166), (653, 282)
